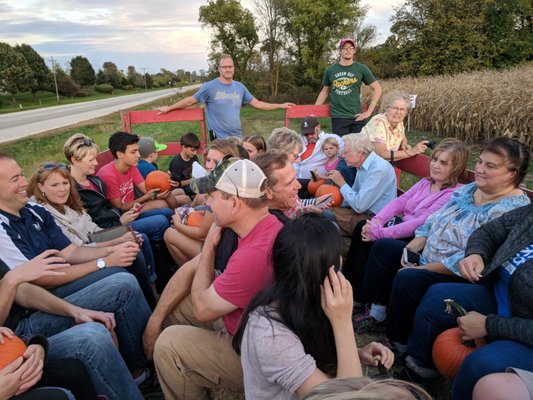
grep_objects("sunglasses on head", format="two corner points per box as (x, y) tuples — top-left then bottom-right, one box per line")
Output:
(76, 138), (93, 148)
(41, 162), (67, 171)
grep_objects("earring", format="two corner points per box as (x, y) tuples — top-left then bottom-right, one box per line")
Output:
(42, 192), (46, 197)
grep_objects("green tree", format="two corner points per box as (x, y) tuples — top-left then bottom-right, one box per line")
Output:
(0, 42), (36, 103)
(387, 0), (532, 76)
(14, 44), (51, 96)
(253, 0), (285, 96)
(70, 56), (95, 87)
(95, 69), (107, 85)
(280, 0), (365, 90)
(199, 0), (259, 81)
(102, 61), (123, 88)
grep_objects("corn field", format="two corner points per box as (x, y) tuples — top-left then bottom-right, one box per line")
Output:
(362, 64), (533, 151)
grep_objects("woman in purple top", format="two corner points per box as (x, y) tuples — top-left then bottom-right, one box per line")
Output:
(343, 139), (469, 305)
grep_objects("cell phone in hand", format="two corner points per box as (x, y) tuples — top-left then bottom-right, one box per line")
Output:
(134, 203), (145, 213)
(402, 248), (421, 265)
(315, 195), (333, 210)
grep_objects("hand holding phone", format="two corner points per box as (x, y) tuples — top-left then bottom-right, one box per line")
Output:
(315, 195), (333, 210)
(133, 203), (145, 213)
(402, 248), (421, 266)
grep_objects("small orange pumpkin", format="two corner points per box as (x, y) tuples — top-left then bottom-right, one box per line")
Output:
(315, 184), (343, 207)
(0, 336), (27, 369)
(186, 211), (205, 227)
(432, 327), (487, 381)
(145, 171), (172, 193)
(307, 178), (326, 195)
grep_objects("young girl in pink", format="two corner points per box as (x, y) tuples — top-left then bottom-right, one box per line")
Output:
(322, 137), (340, 172)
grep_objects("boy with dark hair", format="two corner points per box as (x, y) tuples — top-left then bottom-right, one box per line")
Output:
(97, 131), (176, 212)
(168, 132), (200, 197)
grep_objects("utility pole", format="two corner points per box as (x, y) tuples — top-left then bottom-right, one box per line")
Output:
(140, 68), (148, 91)
(48, 56), (60, 102)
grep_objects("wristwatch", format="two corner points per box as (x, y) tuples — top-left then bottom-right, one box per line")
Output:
(96, 258), (106, 269)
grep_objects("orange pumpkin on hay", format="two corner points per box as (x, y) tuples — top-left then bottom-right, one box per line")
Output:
(315, 184), (343, 207)
(432, 327), (486, 381)
(0, 336), (27, 369)
(307, 178), (326, 196)
(145, 171), (172, 193)
(186, 211), (205, 227)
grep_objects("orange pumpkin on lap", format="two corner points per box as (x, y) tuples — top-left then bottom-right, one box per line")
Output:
(0, 335), (27, 369)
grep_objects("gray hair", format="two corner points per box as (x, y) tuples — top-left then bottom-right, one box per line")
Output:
(343, 133), (374, 155)
(267, 127), (303, 154)
(379, 90), (411, 113)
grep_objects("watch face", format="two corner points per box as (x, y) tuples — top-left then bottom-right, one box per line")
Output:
(97, 259), (106, 269)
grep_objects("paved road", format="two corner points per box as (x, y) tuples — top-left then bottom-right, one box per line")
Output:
(0, 84), (201, 144)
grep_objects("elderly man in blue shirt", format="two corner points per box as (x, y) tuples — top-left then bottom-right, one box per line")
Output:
(327, 133), (397, 236)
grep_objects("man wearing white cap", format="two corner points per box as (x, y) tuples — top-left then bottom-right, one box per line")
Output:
(153, 157), (283, 399)
(315, 38), (382, 136)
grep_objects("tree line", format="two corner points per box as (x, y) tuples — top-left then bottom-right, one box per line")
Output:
(199, 0), (532, 101)
(0, 43), (204, 103)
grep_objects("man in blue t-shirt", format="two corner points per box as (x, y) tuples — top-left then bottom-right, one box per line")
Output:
(158, 55), (295, 138)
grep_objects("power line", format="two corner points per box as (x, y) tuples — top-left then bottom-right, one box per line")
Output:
(47, 56), (60, 102)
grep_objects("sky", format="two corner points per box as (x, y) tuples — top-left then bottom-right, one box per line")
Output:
(1, 0), (402, 74)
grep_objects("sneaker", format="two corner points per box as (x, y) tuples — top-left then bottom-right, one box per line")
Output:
(354, 315), (388, 334)
(405, 355), (440, 379)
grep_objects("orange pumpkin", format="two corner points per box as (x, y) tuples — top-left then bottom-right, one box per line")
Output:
(432, 327), (487, 381)
(0, 336), (27, 369)
(307, 178), (326, 195)
(315, 184), (343, 207)
(186, 211), (205, 227)
(145, 171), (172, 193)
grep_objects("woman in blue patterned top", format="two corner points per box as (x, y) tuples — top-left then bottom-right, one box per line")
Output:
(384, 137), (530, 349)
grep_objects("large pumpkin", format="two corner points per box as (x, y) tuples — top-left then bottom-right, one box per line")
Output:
(315, 184), (343, 207)
(307, 178), (326, 196)
(432, 327), (487, 381)
(145, 171), (172, 193)
(186, 211), (205, 227)
(0, 336), (27, 369)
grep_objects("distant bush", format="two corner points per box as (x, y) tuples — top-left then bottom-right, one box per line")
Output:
(57, 76), (80, 97)
(95, 84), (114, 94)
(75, 90), (91, 97)
(122, 85), (134, 90)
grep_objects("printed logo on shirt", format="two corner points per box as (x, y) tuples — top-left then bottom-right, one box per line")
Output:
(32, 222), (41, 231)
(332, 71), (359, 96)
(214, 91), (241, 107)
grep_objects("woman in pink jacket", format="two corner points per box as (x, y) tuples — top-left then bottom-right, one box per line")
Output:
(343, 139), (468, 311)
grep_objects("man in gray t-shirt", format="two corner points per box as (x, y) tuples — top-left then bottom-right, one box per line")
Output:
(159, 54), (295, 138)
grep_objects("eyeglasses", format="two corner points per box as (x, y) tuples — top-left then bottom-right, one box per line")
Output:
(341, 46), (355, 51)
(387, 106), (408, 113)
(76, 138), (93, 149)
(41, 162), (67, 171)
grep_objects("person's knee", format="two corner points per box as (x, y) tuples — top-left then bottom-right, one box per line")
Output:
(154, 326), (195, 369)
(67, 322), (115, 350)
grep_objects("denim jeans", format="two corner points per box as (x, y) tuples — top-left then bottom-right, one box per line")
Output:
(407, 283), (497, 367)
(49, 253), (156, 310)
(16, 273), (150, 400)
(452, 340), (533, 400)
(135, 210), (172, 241)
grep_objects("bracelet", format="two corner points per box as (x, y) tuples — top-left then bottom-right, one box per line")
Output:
(370, 100), (378, 107)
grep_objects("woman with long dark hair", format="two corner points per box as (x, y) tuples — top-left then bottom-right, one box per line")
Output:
(233, 213), (393, 399)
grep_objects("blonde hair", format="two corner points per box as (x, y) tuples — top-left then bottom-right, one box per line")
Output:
(321, 137), (339, 152)
(302, 377), (432, 400)
(64, 133), (99, 163)
(243, 135), (267, 153)
(267, 127), (303, 154)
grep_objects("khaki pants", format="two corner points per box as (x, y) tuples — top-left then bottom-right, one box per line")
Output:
(332, 207), (373, 237)
(154, 296), (243, 400)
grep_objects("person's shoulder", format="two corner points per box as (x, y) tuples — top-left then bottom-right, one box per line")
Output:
(96, 161), (115, 176)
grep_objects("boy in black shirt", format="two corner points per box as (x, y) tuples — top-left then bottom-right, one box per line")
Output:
(168, 132), (200, 197)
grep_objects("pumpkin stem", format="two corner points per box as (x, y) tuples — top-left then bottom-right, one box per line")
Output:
(444, 299), (468, 316)
(443, 299), (478, 348)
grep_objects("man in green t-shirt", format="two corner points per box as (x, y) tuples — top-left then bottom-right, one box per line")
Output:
(316, 38), (382, 136)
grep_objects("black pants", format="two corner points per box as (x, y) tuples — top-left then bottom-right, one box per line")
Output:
(331, 118), (366, 136)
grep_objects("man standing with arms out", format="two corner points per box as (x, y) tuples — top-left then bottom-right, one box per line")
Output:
(316, 38), (382, 136)
(153, 157), (283, 399)
(158, 55), (295, 139)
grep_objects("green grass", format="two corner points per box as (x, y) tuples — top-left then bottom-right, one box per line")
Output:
(0, 87), (169, 114)
(0, 92), (531, 190)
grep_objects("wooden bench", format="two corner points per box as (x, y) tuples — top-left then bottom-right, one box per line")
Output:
(95, 108), (208, 173)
